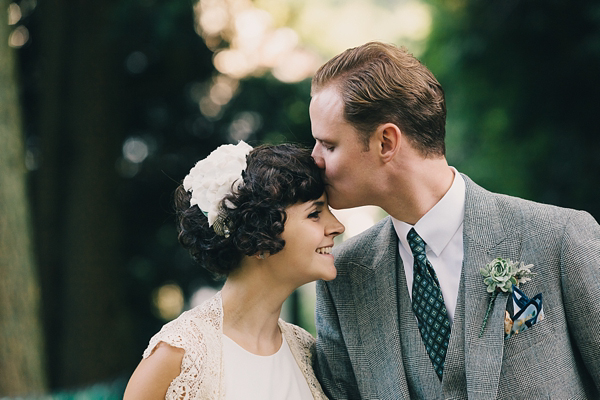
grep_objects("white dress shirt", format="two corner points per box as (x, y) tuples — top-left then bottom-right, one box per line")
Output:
(392, 168), (465, 323)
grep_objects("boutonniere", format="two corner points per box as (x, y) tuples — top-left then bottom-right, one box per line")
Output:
(479, 258), (534, 337)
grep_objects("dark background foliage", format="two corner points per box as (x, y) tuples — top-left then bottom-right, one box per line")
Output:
(424, 0), (600, 217)
(13, 0), (315, 391)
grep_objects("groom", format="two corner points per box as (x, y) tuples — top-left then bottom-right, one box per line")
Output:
(309, 41), (600, 399)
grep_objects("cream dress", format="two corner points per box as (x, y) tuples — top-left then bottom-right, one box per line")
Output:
(143, 292), (328, 400)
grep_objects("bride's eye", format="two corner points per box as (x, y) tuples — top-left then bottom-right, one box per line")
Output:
(308, 210), (321, 219)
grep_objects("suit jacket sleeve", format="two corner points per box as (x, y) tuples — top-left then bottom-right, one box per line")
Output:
(560, 209), (600, 390)
(315, 279), (361, 399)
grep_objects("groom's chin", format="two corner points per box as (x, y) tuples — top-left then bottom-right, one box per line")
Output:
(325, 189), (344, 210)
(326, 191), (359, 211)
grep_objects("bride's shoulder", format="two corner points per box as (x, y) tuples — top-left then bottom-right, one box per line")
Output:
(142, 291), (223, 359)
(180, 291), (224, 329)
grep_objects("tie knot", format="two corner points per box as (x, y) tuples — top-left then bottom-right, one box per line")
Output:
(407, 228), (427, 258)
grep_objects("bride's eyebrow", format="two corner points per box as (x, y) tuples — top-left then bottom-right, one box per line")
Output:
(304, 200), (325, 211)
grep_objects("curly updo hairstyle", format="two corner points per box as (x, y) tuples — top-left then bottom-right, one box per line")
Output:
(174, 143), (325, 277)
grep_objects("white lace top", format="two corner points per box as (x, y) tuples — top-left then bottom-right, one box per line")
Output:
(142, 292), (327, 400)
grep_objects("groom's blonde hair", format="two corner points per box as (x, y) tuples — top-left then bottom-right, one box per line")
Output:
(312, 42), (446, 157)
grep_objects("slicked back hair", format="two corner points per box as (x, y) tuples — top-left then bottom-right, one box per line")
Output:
(312, 42), (446, 157)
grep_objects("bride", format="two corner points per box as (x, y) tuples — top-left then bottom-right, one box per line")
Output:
(124, 141), (344, 399)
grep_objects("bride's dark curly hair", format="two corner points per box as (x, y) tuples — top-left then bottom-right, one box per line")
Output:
(174, 143), (325, 277)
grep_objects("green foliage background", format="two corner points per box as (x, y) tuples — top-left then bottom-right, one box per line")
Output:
(423, 0), (600, 219)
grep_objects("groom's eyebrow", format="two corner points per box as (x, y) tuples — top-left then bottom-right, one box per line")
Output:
(315, 137), (333, 145)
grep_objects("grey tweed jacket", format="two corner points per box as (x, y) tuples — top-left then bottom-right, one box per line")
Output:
(315, 175), (600, 399)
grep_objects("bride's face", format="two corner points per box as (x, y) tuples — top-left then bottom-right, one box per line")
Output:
(273, 193), (345, 286)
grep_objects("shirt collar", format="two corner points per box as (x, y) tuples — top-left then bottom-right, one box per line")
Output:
(392, 168), (465, 256)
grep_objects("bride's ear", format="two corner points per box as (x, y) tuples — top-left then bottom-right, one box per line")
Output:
(375, 123), (401, 163)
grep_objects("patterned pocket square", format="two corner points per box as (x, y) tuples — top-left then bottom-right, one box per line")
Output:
(504, 284), (544, 339)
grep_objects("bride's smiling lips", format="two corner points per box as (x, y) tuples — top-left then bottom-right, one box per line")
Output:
(316, 245), (334, 255)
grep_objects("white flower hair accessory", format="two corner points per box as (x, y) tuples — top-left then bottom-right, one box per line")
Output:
(183, 140), (253, 236)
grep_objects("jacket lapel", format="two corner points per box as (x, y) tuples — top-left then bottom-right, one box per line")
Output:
(461, 176), (523, 399)
(348, 218), (411, 399)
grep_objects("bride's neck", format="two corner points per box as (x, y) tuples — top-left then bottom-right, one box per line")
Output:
(220, 264), (291, 356)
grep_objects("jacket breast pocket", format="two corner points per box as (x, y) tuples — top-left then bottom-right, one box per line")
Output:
(502, 316), (554, 362)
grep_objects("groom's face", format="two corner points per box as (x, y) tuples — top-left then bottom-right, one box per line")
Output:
(309, 86), (379, 210)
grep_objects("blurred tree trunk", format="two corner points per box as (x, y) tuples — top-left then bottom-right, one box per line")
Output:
(0, 1), (48, 395)
(34, 0), (133, 388)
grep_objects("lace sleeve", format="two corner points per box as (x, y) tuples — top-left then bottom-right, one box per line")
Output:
(142, 294), (224, 400)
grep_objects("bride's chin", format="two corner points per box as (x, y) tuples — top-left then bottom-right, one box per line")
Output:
(321, 266), (338, 281)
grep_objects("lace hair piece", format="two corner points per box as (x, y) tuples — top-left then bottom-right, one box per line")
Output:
(183, 141), (252, 235)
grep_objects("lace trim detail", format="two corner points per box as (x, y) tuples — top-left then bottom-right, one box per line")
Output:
(143, 293), (224, 400)
(279, 321), (328, 400)
(142, 292), (328, 399)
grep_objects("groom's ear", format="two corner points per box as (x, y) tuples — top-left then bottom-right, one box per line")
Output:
(376, 123), (402, 163)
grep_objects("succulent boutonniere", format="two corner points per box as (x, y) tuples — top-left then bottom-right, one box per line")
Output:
(479, 257), (534, 337)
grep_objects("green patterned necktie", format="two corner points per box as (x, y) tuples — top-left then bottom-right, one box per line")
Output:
(408, 228), (451, 380)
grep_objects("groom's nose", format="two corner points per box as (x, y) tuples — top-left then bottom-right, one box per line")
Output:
(311, 145), (325, 169)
